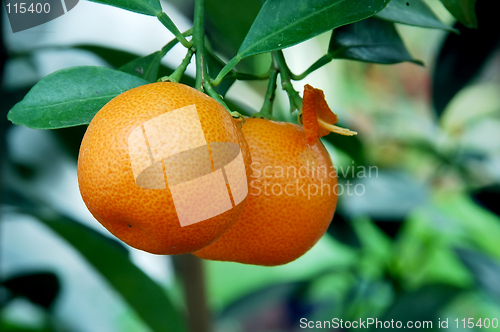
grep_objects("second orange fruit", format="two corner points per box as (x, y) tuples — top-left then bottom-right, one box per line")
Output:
(195, 118), (338, 266)
(77, 82), (252, 255)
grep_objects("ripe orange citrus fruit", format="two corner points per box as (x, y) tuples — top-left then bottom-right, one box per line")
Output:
(194, 118), (338, 265)
(77, 82), (252, 255)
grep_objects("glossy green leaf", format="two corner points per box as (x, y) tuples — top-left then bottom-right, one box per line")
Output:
(328, 17), (423, 65)
(324, 130), (365, 166)
(38, 216), (186, 332)
(327, 212), (362, 248)
(119, 51), (164, 82)
(376, 0), (457, 32)
(432, 0), (499, 116)
(52, 125), (88, 160)
(73, 45), (181, 83)
(441, 0), (477, 28)
(206, 0), (261, 57)
(74, 45), (138, 68)
(375, 284), (462, 330)
(7, 66), (148, 129)
(88, 0), (161, 16)
(238, 0), (390, 58)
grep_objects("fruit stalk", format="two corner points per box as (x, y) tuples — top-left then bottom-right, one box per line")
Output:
(162, 47), (194, 83)
(174, 255), (211, 332)
(193, 0), (206, 90)
(274, 50), (303, 113)
(253, 55), (279, 119)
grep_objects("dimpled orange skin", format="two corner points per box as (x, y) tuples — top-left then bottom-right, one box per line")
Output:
(77, 82), (251, 255)
(194, 118), (338, 266)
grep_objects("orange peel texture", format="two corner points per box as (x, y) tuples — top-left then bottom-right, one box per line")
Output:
(302, 84), (357, 146)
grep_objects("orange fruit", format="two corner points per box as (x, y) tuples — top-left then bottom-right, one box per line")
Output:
(194, 118), (338, 265)
(77, 82), (252, 255)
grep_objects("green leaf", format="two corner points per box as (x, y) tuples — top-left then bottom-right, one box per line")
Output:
(376, 0), (458, 32)
(238, 0), (390, 59)
(374, 284), (462, 330)
(328, 17), (423, 65)
(119, 51), (164, 82)
(74, 45), (138, 69)
(52, 125), (88, 160)
(72, 45), (182, 84)
(206, 0), (262, 57)
(432, 0), (500, 116)
(441, 0), (477, 28)
(88, 0), (161, 16)
(327, 212), (362, 248)
(38, 216), (186, 332)
(7, 66), (149, 129)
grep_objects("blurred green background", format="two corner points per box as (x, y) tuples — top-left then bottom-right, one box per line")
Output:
(2, 0), (500, 331)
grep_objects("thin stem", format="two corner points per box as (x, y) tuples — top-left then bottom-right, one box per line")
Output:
(161, 48), (194, 83)
(159, 28), (193, 58)
(210, 56), (241, 86)
(292, 54), (333, 81)
(157, 12), (193, 48)
(193, 0), (206, 90)
(203, 82), (230, 110)
(174, 255), (211, 332)
(253, 59), (279, 119)
(274, 50), (302, 113)
(234, 71), (271, 81)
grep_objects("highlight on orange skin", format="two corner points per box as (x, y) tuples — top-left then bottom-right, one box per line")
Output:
(302, 84), (357, 145)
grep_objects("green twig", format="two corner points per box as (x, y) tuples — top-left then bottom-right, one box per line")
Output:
(234, 71), (271, 81)
(203, 82), (228, 108)
(159, 28), (193, 58)
(252, 58), (279, 119)
(191, 0), (241, 118)
(274, 50), (302, 113)
(160, 48), (194, 83)
(157, 12), (193, 48)
(193, 0), (206, 90)
(210, 56), (241, 86)
(292, 54), (333, 81)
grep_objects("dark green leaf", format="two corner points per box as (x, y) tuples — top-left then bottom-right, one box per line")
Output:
(455, 247), (500, 300)
(324, 130), (365, 165)
(39, 216), (186, 332)
(327, 212), (362, 248)
(220, 281), (307, 319)
(471, 185), (500, 217)
(7, 66), (149, 129)
(52, 125), (88, 160)
(373, 219), (404, 239)
(206, 0), (261, 57)
(328, 17), (423, 65)
(119, 51), (164, 82)
(441, 0), (477, 28)
(238, 0), (390, 58)
(88, 0), (161, 16)
(2, 272), (60, 310)
(376, 0), (457, 32)
(432, 0), (500, 116)
(74, 45), (138, 69)
(73, 45), (181, 83)
(373, 284), (462, 330)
